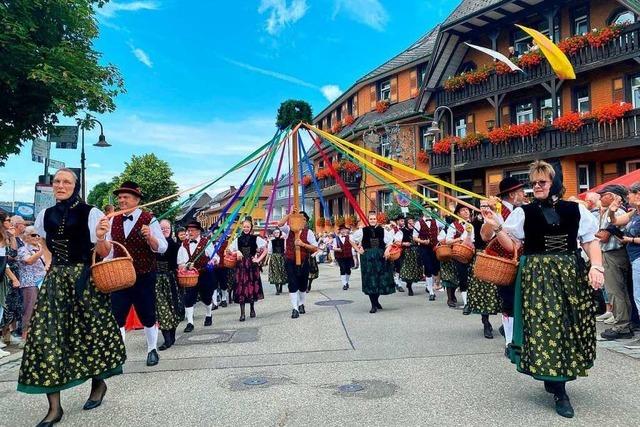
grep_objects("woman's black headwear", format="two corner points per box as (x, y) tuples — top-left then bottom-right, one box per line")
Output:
(53, 172), (83, 217)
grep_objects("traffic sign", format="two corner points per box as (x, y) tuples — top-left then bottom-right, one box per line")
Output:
(34, 183), (55, 215)
(48, 125), (78, 149)
(48, 159), (65, 169)
(31, 139), (50, 163)
(396, 191), (411, 207)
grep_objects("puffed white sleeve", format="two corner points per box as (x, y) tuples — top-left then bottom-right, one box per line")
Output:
(229, 238), (239, 252)
(445, 226), (456, 243)
(256, 236), (267, 249)
(578, 203), (598, 243)
(177, 245), (188, 266)
(393, 230), (403, 243)
(351, 228), (363, 244)
(412, 221), (420, 238)
(280, 224), (291, 238)
(268, 240), (273, 254)
(467, 224), (475, 243)
(306, 230), (318, 246)
(383, 229), (394, 245)
(204, 240), (215, 257)
(87, 207), (106, 244)
(34, 209), (46, 237)
(438, 228), (447, 242)
(502, 207), (525, 241)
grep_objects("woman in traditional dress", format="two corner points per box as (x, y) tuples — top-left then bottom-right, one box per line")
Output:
(1, 213), (21, 346)
(484, 160), (602, 418)
(156, 219), (182, 351)
(398, 217), (423, 296)
(229, 219), (267, 321)
(267, 228), (287, 295)
(438, 204), (474, 310)
(350, 211), (395, 313)
(0, 215), (20, 360)
(18, 168), (126, 426)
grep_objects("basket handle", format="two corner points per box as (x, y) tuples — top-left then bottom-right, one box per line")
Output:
(92, 240), (134, 267)
(486, 237), (519, 263)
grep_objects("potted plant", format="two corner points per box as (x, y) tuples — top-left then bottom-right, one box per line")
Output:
(343, 114), (355, 126)
(376, 100), (390, 113)
(553, 112), (584, 133)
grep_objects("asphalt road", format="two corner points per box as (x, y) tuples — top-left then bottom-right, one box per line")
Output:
(1, 263), (639, 426)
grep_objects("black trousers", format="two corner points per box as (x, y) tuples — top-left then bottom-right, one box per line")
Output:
(336, 257), (353, 275)
(285, 259), (309, 293)
(184, 270), (216, 307)
(454, 260), (469, 292)
(111, 272), (157, 327)
(498, 283), (515, 317)
(418, 245), (440, 277)
(213, 267), (228, 291)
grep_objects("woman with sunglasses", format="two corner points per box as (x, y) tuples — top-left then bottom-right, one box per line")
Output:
(483, 160), (602, 419)
(16, 226), (47, 345)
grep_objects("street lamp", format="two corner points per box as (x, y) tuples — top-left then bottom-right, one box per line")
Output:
(426, 105), (457, 196)
(80, 117), (110, 200)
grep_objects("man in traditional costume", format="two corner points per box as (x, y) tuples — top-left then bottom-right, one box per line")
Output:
(334, 225), (354, 290)
(413, 210), (442, 301)
(109, 181), (167, 367)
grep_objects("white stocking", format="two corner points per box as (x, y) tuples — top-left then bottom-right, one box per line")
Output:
(120, 327), (126, 343)
(144, 325), (158, 352)
(503, 315), (514, 345)
(186, 306), (194, 324)
(461, 291), (468, 306)
(426, 277), (434, 295)
(289, 293), (298, 310)
(297, 291), (306, 306)
(205, 303), (212, 317)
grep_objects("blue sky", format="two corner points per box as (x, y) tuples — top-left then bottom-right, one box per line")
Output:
(0, 0), (457, 204)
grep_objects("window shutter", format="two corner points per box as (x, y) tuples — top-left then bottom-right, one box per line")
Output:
(410, 70), (418, 97)
(467, 114), (476, 134)
(613, 78), (624, 103)
(353, 96), (359, 116)
(501, 105), (511, 126)
(370, 85), (377, 110)
(391, 77), (398, 103)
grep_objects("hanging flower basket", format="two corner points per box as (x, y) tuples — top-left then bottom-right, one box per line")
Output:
(432, 136), (460, 154)
(316, 217), (326, 227)
(341, 160), (361, 173)
(553, 112), (584, 133)
(487, 126), (512, 145)
(464, 65), (492, 85)
(316, 168), (332, 180)
(590, 102), (633, 124)
(558, 35), (588, 55)
(302, 175), (313, 186)
(376, 212), (388, 224)
(511, 120), (545, 138)
(495, 61), (515, 75)
(444, 74), (467, 92)
(586, 24), (624, 48)
(331, 122), (343, 134)
(376, 100), (390, 113)
(517, 51), (543, 69)
(343, 114), (355, 126)
(458, 133), (485, 150)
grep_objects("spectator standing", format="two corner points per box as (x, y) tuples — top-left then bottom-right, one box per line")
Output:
(16, 226), (47, 345)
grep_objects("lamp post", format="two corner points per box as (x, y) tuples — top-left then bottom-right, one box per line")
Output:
(426, 105), (457, 196)
(80, 117), (111, 200)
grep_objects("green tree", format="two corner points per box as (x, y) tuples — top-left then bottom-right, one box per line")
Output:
(86, 181), (112, 208)
(0, 0), (125, 166)
(114, 154), (179, 218)
(276, 100), (312, 130)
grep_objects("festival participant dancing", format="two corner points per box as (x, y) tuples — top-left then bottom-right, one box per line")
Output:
(228, 219), (267, 321)
(109, 181), (167, 367)
(307, 245), (320, 293)
(390, 217), (405, 293)
(156, 219), (182, 351)
(351, 211), (395, 313)
(485, 160), (602, 418)
(397, 217), (422, 296)
(177, 220), (216, 333)
(413, 210), (442, 301)
(439, 204), (474, 311)
(334, 225), (354, 290)
(18, 169), (126, 425)
(278, 212), (318, 318)
(212, 232), (230, 307)
(267, 228), (287, 295)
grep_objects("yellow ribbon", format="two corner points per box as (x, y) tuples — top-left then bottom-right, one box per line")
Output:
(516, 24), (576, 80)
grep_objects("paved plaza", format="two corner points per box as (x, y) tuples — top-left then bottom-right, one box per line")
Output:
(1, 264), (639, 426)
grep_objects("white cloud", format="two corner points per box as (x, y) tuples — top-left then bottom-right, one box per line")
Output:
(332, 0), (388, 31)
(258, 0), (308, 35)
(320, 85), (343, 102)
(96, 1), (159, 18)
(131, 46), (153, 68)
(88, 163), (102, 169)
(222, 57), (315, 89)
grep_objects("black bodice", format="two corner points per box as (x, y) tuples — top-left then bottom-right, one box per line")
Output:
(239, 233), (258, 257)
(522, 200), (580, 255)
(401, 228), (413, 243)
(157, 237), (180, 271)
(44, 202), (94, 265)
(271, 237), (284, 254)
(362, 226), (385, 249)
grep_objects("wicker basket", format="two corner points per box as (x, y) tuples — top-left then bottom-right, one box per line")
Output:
(473, 239), (519, 286)
(435, 243), (452, 262)
(91, 241), (136, 293)
(386, 243), (403, 262)
(177, 269), (199, 288)
(451, 243), (475, 264)
(289, 212), (307, 232)
(223, 253), (238, 269)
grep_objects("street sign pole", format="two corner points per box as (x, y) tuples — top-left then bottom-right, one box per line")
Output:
(81, 127), (86, 200)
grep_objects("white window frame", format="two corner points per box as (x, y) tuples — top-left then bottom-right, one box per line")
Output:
(612, 10), (635, 26)
(574, 15), (588, 36)
(578, 164), (591, 192)
(419, 185), (439, 205)
(516, 102), (534, 124)
(455, 119), (467, 138)
(577, 91), (590, 114)
(508, 170), (533, 196)
(378, 191), (393, 212)
(631, 76), (640, 109)
(379, 80), (391, 101)
(379, 134), (392, 158)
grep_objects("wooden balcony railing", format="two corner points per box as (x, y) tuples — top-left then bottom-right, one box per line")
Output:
(305, 171), (361, 196)
(428, 109), (640, 174)
(435, 23), (640, 107)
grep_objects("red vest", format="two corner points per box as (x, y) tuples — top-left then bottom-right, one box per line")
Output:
(183, 237), (210, 271)
(501, 202), (512, 221)
(418, 219), (439, 247)
(111, 211), (156, 274)
(214, 240), (228, 268)
(334, 236), (352, 259)
(452, 221), (464, 239)
(285, 229), (311, 262)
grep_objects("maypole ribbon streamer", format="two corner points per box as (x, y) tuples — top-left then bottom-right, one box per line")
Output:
(515, 24), (575, 80)
(299, 137), (329, 217)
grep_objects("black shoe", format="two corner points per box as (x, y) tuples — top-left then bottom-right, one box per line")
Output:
(504, 346), (510, 359)
(369, 306), (377, 314)
(407, 286), (414, 296)
(343, 284), (349, 290)
(462, 305), (472, 315)
(36, 409), (63, 427)
(239, 314), (246, 322)
(183, 323), (194, 333)
(83, 383), (107, 410)
(499, 325), (505, 337)
(396, 286), (405, 292)
(212, 305), (219, 311)
(158, 331), (173, 351)
(146, 349), (159, 367)
(483, 323), (494, 339)
(291, 309), (299, 319)
(221, 301), (228, 307)
(375, 302), (383, 310)
(250, 308), (256, 318)
(428, 294), (436, 301)
(298, 304), (306, 314)
(204, 316), (213, 327)
(600, 328), (634, 340)
(554, 395), (574, 418)
(447, 300), (457, 308)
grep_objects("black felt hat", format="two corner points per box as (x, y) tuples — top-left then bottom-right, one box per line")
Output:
(497, 177), (524, 197)
(113, 181), (144, 199)
(185, 220), (204, 231)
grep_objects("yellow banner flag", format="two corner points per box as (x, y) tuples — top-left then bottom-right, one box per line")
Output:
(516, 24), (575, 80)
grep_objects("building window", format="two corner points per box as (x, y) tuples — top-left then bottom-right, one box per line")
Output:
(574, 85), (591, 113)
(377, 191), (393, 212)
(347, 97), (354, 116)
(277, 188), (288, 200)
(420, 126), (434, 151)
(578, 164), (592, 192)
(631, 76), (640, 108)
(539, 17), (561, 43)
(458, 61), (476, 74)
(418, 63), (428, 88)
(610, 9), (636, 26)
(540, 97), (562, 123)
(455, 118), (467, 138)
(379, 133), (392, 158)
(378, 79), (391, 101)
(419, 184), (439, 204)
(515, 102), (534, 124)
(627, 159), (640, 173)
(572, 6), (589, 36)
(508, 170), (534, 196)
(455, 179), (474, 201)
(336, 108), (342, 123)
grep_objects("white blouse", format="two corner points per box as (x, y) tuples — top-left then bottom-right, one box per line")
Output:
(34, 207), (104, 243)
(350, 227), (394, 246)
(229, 234), (267, 252)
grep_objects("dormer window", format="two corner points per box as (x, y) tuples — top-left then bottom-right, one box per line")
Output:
(378, 79), (391, 101)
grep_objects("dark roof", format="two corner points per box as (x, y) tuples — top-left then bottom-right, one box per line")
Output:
(442, 0), (504, 27)
(356, 26), (440, 83)
(175, 193), (212, 221)
(619, 0), (640, 13)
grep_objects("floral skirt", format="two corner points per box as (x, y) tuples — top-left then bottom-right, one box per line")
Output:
(18, 264), (126, 394)
(361, 247), (395, 296)
(468, 259), (501, 315)
(309, 256), (319, 281)
(440, 260), (458, 288)
(155, 272), (181, 330)
(510, 254), (596, 381)
(400, 246), (423, 283)
(268, 253), (288, 285)
(234, 258), (264, 304)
